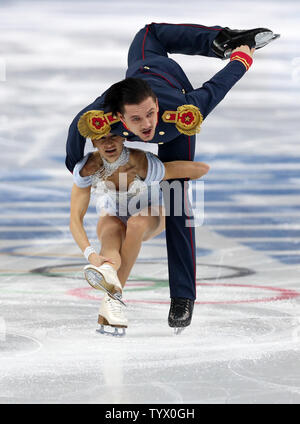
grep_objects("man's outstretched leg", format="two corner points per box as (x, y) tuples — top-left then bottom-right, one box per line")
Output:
(128, 22), (280, 66)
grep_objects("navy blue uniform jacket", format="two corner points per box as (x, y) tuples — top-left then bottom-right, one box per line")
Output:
(65, 23), (248, 172)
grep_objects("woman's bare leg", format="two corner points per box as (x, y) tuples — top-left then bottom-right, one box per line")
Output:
(117, 207), (165, 286)
(97, 215), (126, 271)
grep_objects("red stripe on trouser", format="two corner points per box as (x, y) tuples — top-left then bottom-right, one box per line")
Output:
(184, 136), (196, 295)
(141, 23), (222, 60)
(184, 182), (196, 296)
(150, 22), (222, 31)
(142, 25), (150, 60)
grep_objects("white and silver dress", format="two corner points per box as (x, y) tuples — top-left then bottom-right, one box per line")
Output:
(73, 150), (165, 225)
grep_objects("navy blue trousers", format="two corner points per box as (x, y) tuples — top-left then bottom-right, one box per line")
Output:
(127, 23), (222, 300)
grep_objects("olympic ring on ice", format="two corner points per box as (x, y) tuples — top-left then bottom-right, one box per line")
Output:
(66, 283), (300, 305)
(29, 261), (255, 282)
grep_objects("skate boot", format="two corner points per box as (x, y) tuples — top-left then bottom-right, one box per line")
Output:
(84, 263), (124, 305)
(212, 27), (280, 59)
(168, 298), (194, 335)
(97, 293), (128, 337)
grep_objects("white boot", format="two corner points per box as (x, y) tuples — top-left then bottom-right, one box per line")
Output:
(84, 263), (122, 296)
(97, 294), (128, 336)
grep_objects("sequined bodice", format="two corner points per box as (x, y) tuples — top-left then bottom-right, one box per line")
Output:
(91, 173), (148, 201)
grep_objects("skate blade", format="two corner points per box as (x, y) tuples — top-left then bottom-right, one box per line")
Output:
(223, 33), (280, 59)
(174, 327), (185, 335)
(84, 268), (126, 306)
(96, 325), (126, 337)
(255, 32), (280, 49)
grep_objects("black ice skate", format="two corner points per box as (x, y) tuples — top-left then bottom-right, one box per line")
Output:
(212, 27), (280, 59)
(168, 298), (194, 335)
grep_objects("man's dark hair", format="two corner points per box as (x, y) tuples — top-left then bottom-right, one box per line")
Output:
(104, 78), (157, 116)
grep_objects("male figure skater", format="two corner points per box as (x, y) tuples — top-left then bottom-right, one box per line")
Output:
(66, 23), (279, 332)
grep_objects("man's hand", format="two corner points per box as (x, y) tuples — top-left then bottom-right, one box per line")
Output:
(80, 153), (102, 177)
(232, 45), (255, 58)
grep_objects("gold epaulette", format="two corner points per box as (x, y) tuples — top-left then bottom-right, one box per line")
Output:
(162, 104), (203, 136)
(77, 110), (120, 140)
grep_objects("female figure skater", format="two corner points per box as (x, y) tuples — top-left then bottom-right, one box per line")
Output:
(70, 133), (209, 335)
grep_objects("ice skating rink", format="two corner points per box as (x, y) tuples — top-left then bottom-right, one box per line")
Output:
(1, 0), (300, 404)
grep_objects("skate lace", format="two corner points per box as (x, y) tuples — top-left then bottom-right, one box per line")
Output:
(106, 297), (124, 317)
(171, 298), (191, 314)
(172, 299), (188, 312)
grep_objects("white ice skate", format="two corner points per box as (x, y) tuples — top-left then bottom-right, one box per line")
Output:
(84, 263), (125, 305)
(96, 294), (128, 337)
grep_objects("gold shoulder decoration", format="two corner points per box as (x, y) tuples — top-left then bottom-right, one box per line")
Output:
(162, 104), (203, 136)
(77, 110), (120, 140)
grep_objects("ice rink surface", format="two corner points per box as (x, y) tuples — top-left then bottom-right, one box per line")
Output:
(0, 0), (300, 404)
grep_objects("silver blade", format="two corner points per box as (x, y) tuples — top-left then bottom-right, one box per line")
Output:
(174, 327), (185, 335)
(96, 325), (126, 337)
(84, 269), (126, 306)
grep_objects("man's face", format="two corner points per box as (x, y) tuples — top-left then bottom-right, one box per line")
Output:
(119, 96), (159, 142)
(92, 134), (125, 163)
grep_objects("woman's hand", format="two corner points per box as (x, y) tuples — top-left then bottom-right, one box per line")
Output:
(88, 253), (115, 268)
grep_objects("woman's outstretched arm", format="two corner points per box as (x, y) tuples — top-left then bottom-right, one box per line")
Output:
(163, 161), (210, 180)
(70, 183), (92, 251)
(69, 183), (114, 266)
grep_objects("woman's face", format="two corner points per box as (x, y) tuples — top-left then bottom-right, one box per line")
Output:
(92, 134), (125, 163)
